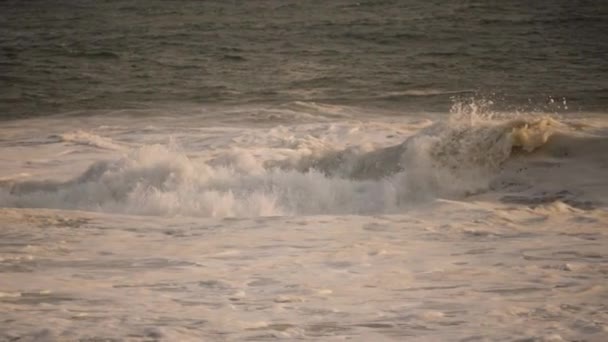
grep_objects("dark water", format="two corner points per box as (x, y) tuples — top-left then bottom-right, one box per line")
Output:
(1, 0), (607, 118)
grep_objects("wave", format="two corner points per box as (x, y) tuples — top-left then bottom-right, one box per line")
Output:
(1, 112), (604, 217)
(271, 115), (556, 180)
(375, 89), (475, 99)
(51, 130), (125, 151)
(65, 50), (120, 59)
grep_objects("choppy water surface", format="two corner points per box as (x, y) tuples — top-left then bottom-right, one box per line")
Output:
(2, 0), (607, 117)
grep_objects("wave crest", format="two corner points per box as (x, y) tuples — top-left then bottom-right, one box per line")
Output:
(52, 130), (125, 151)
(0, 113), (581, 217)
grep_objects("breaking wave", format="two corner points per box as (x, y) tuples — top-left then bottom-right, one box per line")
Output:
(1, 109), (598, 217)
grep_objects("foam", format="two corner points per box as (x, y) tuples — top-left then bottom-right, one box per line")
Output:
(52, 130), (125, 151)
(0, 111), (571, 217)
(509, 118), (555, 152)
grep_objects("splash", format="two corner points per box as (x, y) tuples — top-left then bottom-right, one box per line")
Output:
(0, 105), (562, 217)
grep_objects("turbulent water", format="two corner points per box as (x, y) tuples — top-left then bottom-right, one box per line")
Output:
(1, 1), (608, 341)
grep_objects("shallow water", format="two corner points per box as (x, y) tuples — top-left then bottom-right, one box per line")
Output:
(1, 202), (607, 340)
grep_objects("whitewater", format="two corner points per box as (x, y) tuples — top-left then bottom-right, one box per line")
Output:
(1, 102), (607, 341)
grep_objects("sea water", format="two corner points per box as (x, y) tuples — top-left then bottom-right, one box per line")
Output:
(1, 1), (607, 341)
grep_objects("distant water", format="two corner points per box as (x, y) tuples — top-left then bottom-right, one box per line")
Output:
(1, 0), (607, 118)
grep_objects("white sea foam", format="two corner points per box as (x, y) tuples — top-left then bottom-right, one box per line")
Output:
(1, 105), (607, 341)
(52, 130), (125, 151)
(0, 109), (578, 217)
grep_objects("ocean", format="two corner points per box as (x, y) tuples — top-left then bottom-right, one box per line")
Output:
(1, 1), (608, 341)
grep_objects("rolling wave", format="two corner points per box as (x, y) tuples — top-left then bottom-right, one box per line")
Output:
(0, 114), (604, 217)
